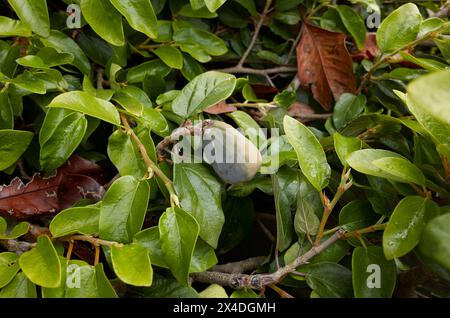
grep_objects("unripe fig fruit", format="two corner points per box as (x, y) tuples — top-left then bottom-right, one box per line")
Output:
(203, 120), (262, 184)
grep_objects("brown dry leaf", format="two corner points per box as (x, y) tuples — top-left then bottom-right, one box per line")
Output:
(288, 102), (316, 122)
(0, 156), (104, 220)
(297, 23), (357, 111)
(204, 101), (237, 114)
(352, 33), (380, 61)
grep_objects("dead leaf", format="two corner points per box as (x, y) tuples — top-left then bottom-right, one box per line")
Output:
(288, 102), (316, 122)
(0, 156), (104, 220)
(297, 23), (357, 111)
(352, 33), (381, 61)
(204, 101), (237, 114)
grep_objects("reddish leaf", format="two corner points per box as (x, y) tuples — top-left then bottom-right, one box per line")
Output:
(251, 84), (279, 99)
(0, 156), (104, 220)
(204, 102), (237, 114)
(352, 33), (380, 61)
(297, 23), (357, 110)
(288, 102), (316, 123)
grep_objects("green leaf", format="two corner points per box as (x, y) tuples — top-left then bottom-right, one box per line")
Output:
(352, 246), (396, 298)
(304, 262), (353, 298)
(40, 30), (91, 75)
(199, 284), (228, 298)
(283, 116), (331, 191)
(346, 149), (405, 181)
(16, 47), (74, 69)
(399, 51), (448, 72)
(372, 157), (426, 186)
(10, 71), (46, 94)
(48, 91), (120, 126)
(126, 60), (171, 83)
(7, 0), (50, 37)
(294, 175), (321, 237)
(418, 213), (450, 273)
(0, 253), (20, 288)
(0, 129), (33, 171)
(174, 163), (224, 248)
(134, 227), (217, 272)
(112, 87), (144, 116)
(228, 110), (266, 149)
(39, 108), (87, 171)
(111, 243), (153, 286)
(0, 16), (31, 37)
(108, 130), (147, 178)
(49, 206), (100, 238)
(333, 93), (366, 131)
(19, 236), (61, 288)
(383, 196), (440, 260)
(204, 0), (227, 12)
(81, 0), (125, 46)
(376, 3), (422, 53)
(272, 166), (298, 252)
(0, 221), (30, 240)
(172, 71), (236, 118)
(0, 272), (36, 298)
(109, 0), (158, 38)
(336, 5), (366, 49)
(0, 91), (14, 129)
(333, 133), (362, 166)
(99, 176), (150, 243)
(154, 46), (183, 69)
(405, 69), (450, 152)
(159, 207), (199, 285)
(230, 289), (259, 298)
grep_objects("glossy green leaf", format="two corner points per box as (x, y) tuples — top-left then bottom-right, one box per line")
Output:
(294, 175), (321, 237)
(39, 108), (87, 171)
(0, 253), (20, 288)
(111, 243), (153, 286)
(228, 110), (266, 149)
(333, 133), (362, 166)
(48, 91), (120, 125)
(159, 207), (199, 285)
(172, 71), (236, 118)
(0, 221), (30, 240)
(0, 272), (36, 298)
(199, 284), (228, 298)
(346, 149), (404, 181)
(352, 246), (396, 298)
(383, 196), (440, 260)
(99, 176), (150, 243)
(40, 30), (91, 74)
(81, 0), (125, 46)
(204, 0), (227, 12)
(7, 0), (50, 37)
(174, 163), (224, 248)
(304, 262), (353, 298)
(134, 227), (217, 272)
(337, 5), (366, 49)
(372, 157), (426, 186)
(333, 93), (366, 131)
(0, 91), (14, 129)
(19, 236), (61, 288)
(0, 129), (33, 171)
(109, 0), (158, 38)
(376, 3), (422, 53)
(49, 206), (100, 238)
(418, 213), (450, 273)
(154, 46), (183, 69)
(0, 16), (31, 37)
(126, 60), (171, 83)
(284, 115), (331, 191)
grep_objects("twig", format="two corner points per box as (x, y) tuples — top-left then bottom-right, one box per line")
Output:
(191, 229), (346, 290)
(68, 235), (123, 248)
(256, 217), (276, 242)
(315, 168), (352, 245)
(0, 239), (35, 254)
(211, 256), (267, 274)
(441, 155), (450, 187)
(269, 284), (294, 298)
(433, 0), (450, 18)
(216, 66), (297, 76)
(120, 113), (180, 207)
(344, 223), (387, 239)
(237, 0), (273, 68)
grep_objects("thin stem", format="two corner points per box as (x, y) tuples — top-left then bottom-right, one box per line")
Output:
(344, 223), (387, 239)
(69, 235), (123, 248)
(216, 66), (297, 76)
(269, 284), (294, 298)
(441, 155), (450, 187)
(237, 0), (273, 68)
(66, 240), (74, 260)
(315, 168), (352, 245)
(120, 113), (180, 207)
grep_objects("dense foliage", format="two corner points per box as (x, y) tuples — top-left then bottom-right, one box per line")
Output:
(0, 0), (449, 298)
